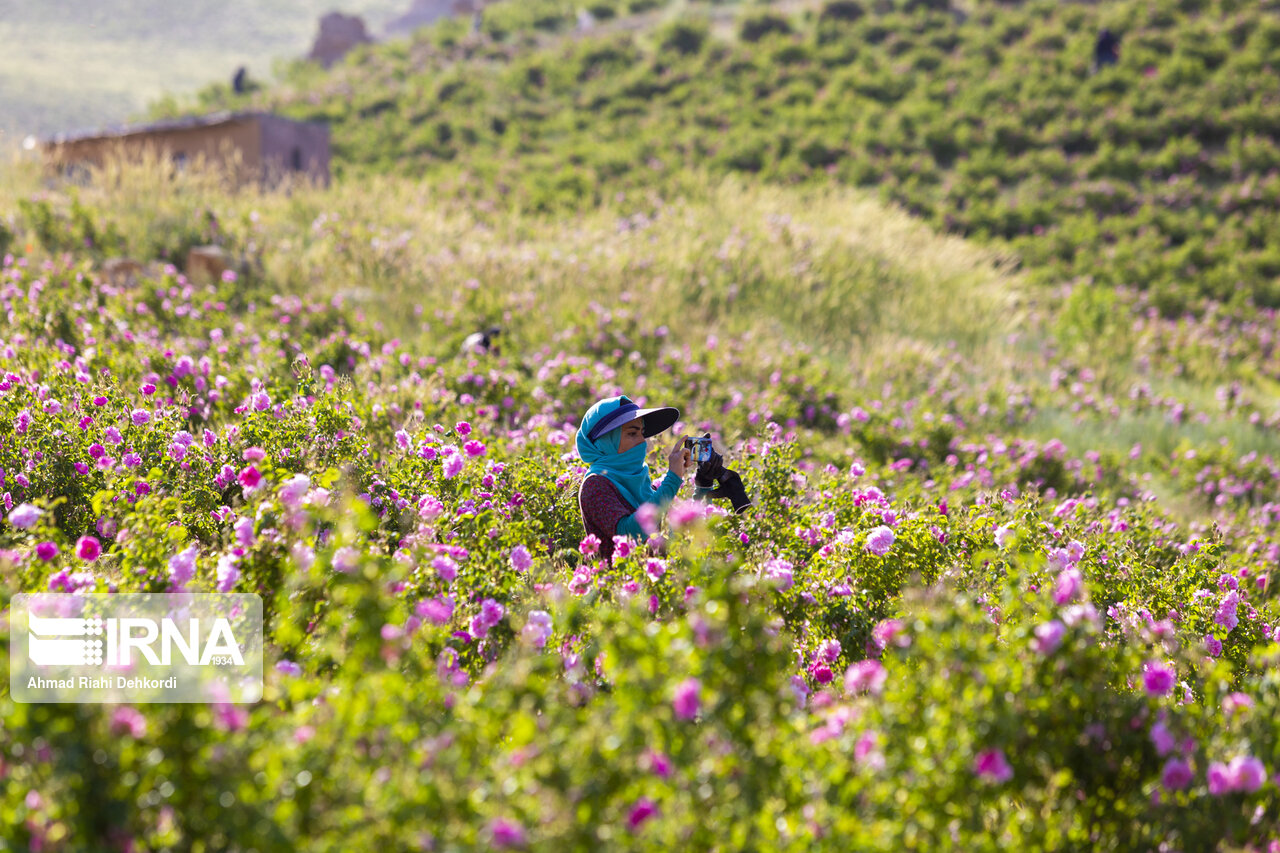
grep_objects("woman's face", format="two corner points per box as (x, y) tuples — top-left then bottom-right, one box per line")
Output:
(616, 420), (646, 454)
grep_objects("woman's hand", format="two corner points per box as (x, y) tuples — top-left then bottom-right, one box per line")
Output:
(667, 432), (690, 477)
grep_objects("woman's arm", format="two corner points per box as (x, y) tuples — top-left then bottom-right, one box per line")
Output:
(651, 469), (682, 508)
(616, 513), (647, 538)
(618, 470), (682, 535)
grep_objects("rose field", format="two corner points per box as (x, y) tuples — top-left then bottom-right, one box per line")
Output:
(6, 0), (1280, 850)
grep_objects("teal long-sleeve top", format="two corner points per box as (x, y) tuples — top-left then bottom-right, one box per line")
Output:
(614, 470), (679, 538)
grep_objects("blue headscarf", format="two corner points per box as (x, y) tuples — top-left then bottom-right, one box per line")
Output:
(575, 395), (661, 510)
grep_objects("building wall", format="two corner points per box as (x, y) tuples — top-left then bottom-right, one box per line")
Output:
(257, 115), (331, 187)
(41, 121), (263, 184)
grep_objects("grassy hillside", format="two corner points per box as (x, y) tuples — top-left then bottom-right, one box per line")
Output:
(177, 0), (1280, 323)
(0, 0), (405, 146)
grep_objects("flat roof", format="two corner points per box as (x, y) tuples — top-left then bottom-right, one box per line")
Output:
(40, 111), (326, 146)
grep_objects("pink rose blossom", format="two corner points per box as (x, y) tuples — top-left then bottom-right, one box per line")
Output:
(75, 536), (101, 561)
(1222, 692), (1254, 716)
(1207, 761), (1233, 795)
(1161, 758), (1193, 791)
(213, 702), (249, 732)
(973, 749), (1013, 783)
(1227, 756), (1267, 792)
(415, 596), (454, 625)
(332, 546), (360, 574)
(865, 525), (895, 556)
(1054, 568), (1083, 605)
(470, 598), (506, 639)
(1216, 590), (1240, 633)
(668, 499), (704, 529)
(522, 611), (552, 648)
(1143, 661), (1176, 696)
(872, 618), (909, 650)
(1150, 720), (1176, 756)
(763, 557), (794, 590)
(509, 544), (533, 573)
(442, 454), (465, 479)
(844, 659), (887, 695)
(8, 503), (42, 529)
(432, 555), (458, 582)
(237, 465), (262, 493)
(279, 474), (311, 509)
(168, 545), (198, 588)
(215, 554), (240, 592)
(1205, 755), (1267, 795)
(673, 677), (701, 720)
(110, 706), (148, 738)
(627, 797), (658, 830)
(1031, 620), (1066, 655)
(634, 503), (660, 535)
(854, 730), (885, 770)
(233, 516), (255, 547)
(487, 818), (525, 848)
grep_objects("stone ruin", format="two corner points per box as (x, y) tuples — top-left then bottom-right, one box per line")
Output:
(307, 12), (373, 68)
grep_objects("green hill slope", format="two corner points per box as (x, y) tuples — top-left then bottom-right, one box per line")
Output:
(178, 0), (1280, 319)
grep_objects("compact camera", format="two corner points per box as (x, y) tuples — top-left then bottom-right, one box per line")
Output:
(684, 435), (714, 464)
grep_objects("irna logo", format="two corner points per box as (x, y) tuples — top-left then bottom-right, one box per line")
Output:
(11, 592), (263, 704)
(27, 612), (245, 668)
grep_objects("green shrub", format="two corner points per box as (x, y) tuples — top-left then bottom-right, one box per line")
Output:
(658, 20), (709, 56)
(819, 0), (866, 22)
(739, 12), (793, 43)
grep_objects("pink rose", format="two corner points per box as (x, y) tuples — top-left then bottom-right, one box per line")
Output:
(973, 749), (1013, 783)
(672, 677), (701, 720)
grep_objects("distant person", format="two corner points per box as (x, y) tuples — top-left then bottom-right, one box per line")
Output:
(233, 66), (248, 94)
(459, 326), (501, 357)
(472, 10), (483, 35)
(1093, 28), (1120, 73)
(575, 395), (751, 566)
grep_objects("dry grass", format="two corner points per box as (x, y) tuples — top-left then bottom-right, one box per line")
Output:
(1, 152), (1027, 399)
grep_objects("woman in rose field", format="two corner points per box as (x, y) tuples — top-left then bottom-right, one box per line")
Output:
(574, 394), (751, 565)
